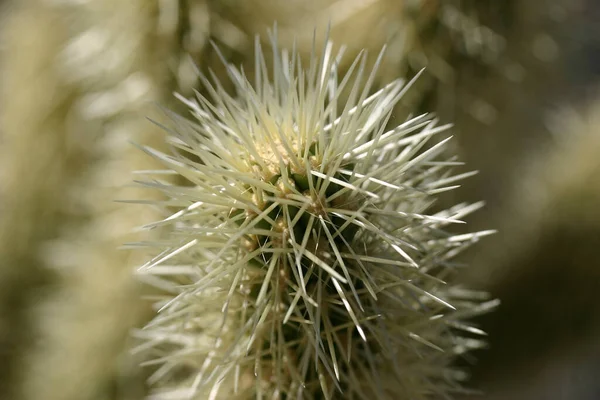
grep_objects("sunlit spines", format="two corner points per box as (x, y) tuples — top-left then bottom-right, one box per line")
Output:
(134, 29), (495, 399)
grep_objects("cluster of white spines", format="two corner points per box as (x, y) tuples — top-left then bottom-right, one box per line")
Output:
(132, 32), (496, 400)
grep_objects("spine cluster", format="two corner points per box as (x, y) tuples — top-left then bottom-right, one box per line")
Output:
(133, 33), (497, 400)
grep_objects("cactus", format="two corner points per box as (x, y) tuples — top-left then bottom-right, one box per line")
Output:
(133, 31), (497, 400)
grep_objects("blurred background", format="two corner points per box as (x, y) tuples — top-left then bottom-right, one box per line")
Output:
(0, 1), (599, 399)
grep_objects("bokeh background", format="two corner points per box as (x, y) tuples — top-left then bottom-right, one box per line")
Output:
(1, 1), (599, 399)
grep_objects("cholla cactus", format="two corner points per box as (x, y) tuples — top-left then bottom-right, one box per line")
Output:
(133, 31), (497, 400)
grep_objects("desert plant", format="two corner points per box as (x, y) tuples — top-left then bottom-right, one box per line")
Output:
(132, 31), (497, 400)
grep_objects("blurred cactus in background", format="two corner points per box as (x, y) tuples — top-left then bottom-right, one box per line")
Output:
(0, 1), (185, 399)
(0, 0), (599, 400)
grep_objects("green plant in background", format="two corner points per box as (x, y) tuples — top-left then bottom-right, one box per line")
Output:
(132, 31), (498, 399)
